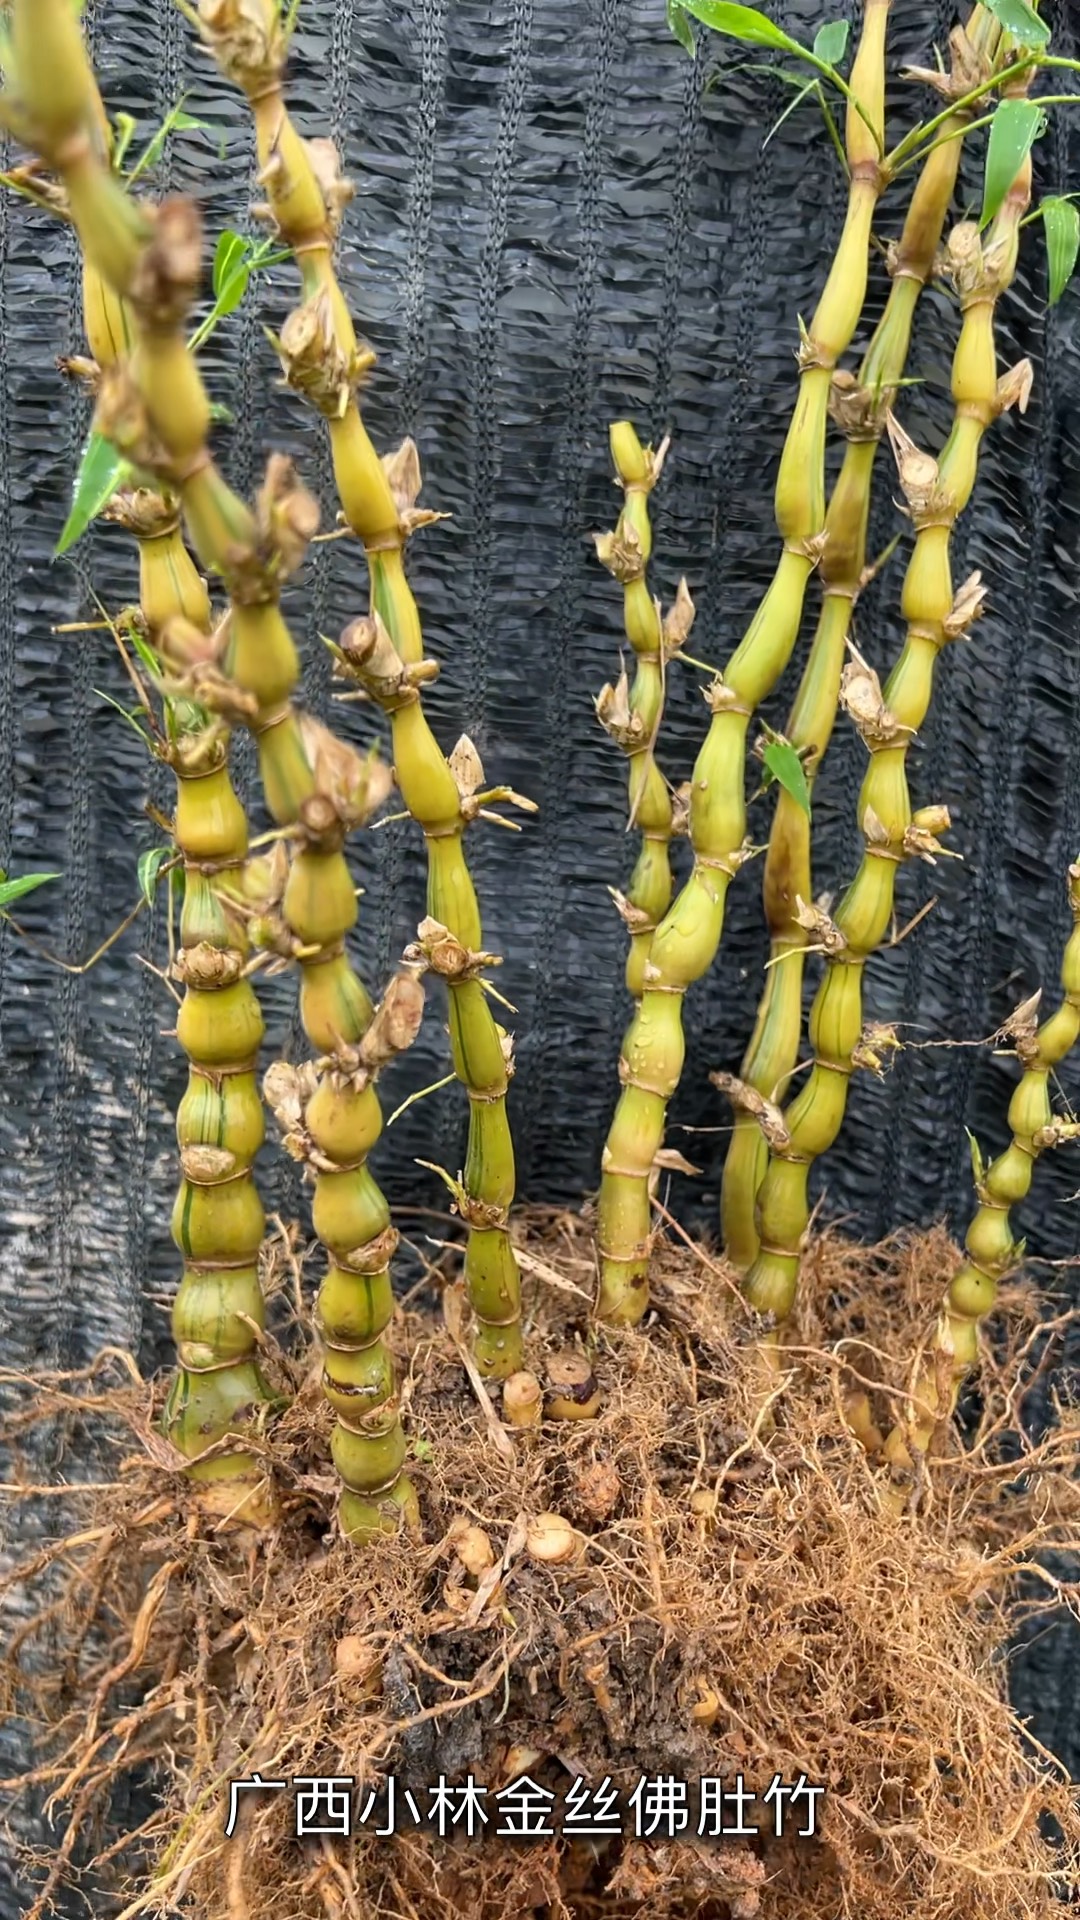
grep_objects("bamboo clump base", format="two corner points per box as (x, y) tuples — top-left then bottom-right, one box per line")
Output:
(2, 1214), (1078, 1920)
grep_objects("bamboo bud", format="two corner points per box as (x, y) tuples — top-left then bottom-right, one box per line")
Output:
(526, 1513), (584, 1566)
(450, 1521), (496, 1580)
(503, 1371), (543, 1429)
(544, 1351), (602, 1422)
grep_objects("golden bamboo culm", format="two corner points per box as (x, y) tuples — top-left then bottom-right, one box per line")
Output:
(190, 0), (528, 1380)
(1, 0), (422, 1541)
(883, 862), (1080, 1480)
(135, 494), (281, 1529)
(82, 122), (279, 1523)
(742, 150), (1036, 1343)
(721, 5), (1003, 1272)
(595, 0), (891, 1325)
(593, 423), (694, 1002)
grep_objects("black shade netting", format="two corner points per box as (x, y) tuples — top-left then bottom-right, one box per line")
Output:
(0, 1), (1079, 1903)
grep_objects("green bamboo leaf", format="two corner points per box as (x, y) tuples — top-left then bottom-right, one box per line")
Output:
(761, 739), (811, 818)
(93, 687), (152, 742)
(137, 846), (170, 906)
(763, 76), (815, 148)
(667, 0), (697, 56)
(130, 104), (210, 184)
(676, 1), (807, 55)
(966, 1126), (986, 1190)
(56, 432), (131, 557)
(0, 870), (60, 911)
(982, 0), (1050, 49)
(127, 627), (161, 677)
(981, 97), (1045, 228)
(812, 19), (849, 64)
(216, 260), (253, 318)
(213, 229), (251, 300)
(1042, 195), (1080, 305)
(112, 111), (138, 173)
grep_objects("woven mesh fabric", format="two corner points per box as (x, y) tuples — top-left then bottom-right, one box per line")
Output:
(1, 0), (1079, 1900)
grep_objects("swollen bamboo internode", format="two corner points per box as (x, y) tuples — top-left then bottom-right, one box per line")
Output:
(188, 0), (530, 1379)
(595, 0), (892, 1325)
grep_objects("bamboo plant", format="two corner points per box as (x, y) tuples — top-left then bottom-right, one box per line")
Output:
(595, 0), (892, 1325)
(593, 423), (694, 1003)
(187, 0), (532, 1382)
(56, 92), (282, 1522)
(883, 862), (1080, 1477)
(0, 0), (423, 1541)
(719, 4), (1002, 1273)
(740, 133), (1036, 1343)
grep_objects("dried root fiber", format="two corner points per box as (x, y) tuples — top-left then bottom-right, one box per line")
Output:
(1, 1215), (1078, 1920)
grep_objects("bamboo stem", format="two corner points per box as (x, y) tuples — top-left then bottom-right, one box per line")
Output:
(64, 76), (278, 1524)
(720, 5), (1004, 1274)
(594, 0), (892, 1325)
(189, 1), (529, 1380)
(2, 0), (419, 1541)
(594, 424), (693, 1003)
(883, 863), (1080, 1479)
(128, 495), (278, 1528)
(742, 145), (1036, 1345)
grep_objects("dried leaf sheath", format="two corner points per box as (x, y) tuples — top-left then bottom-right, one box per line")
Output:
(743, 157), (1036, 1340)
(720, 5), (1003, 1273)
(884, 863), (1080, 1478)
(190, 0), (528, 1379)
(595, 0), (892, 1325)
(594, 422), (693, 1003)
(1, 0), (419, 1541)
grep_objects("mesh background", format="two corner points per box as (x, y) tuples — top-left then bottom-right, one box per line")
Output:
(0, 0), (1078, 1904)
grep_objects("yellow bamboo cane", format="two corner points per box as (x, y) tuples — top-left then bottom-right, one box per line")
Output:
(1, 0), (420, 1540)
(883, 862), (1080, 1481)
(720, 6), (1002, 1272)
(593, 423), (694, 1003)
(595, 0), (892, 1324)
(187, 0), (530, 1379)
(742, 143), (1035, 1347)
